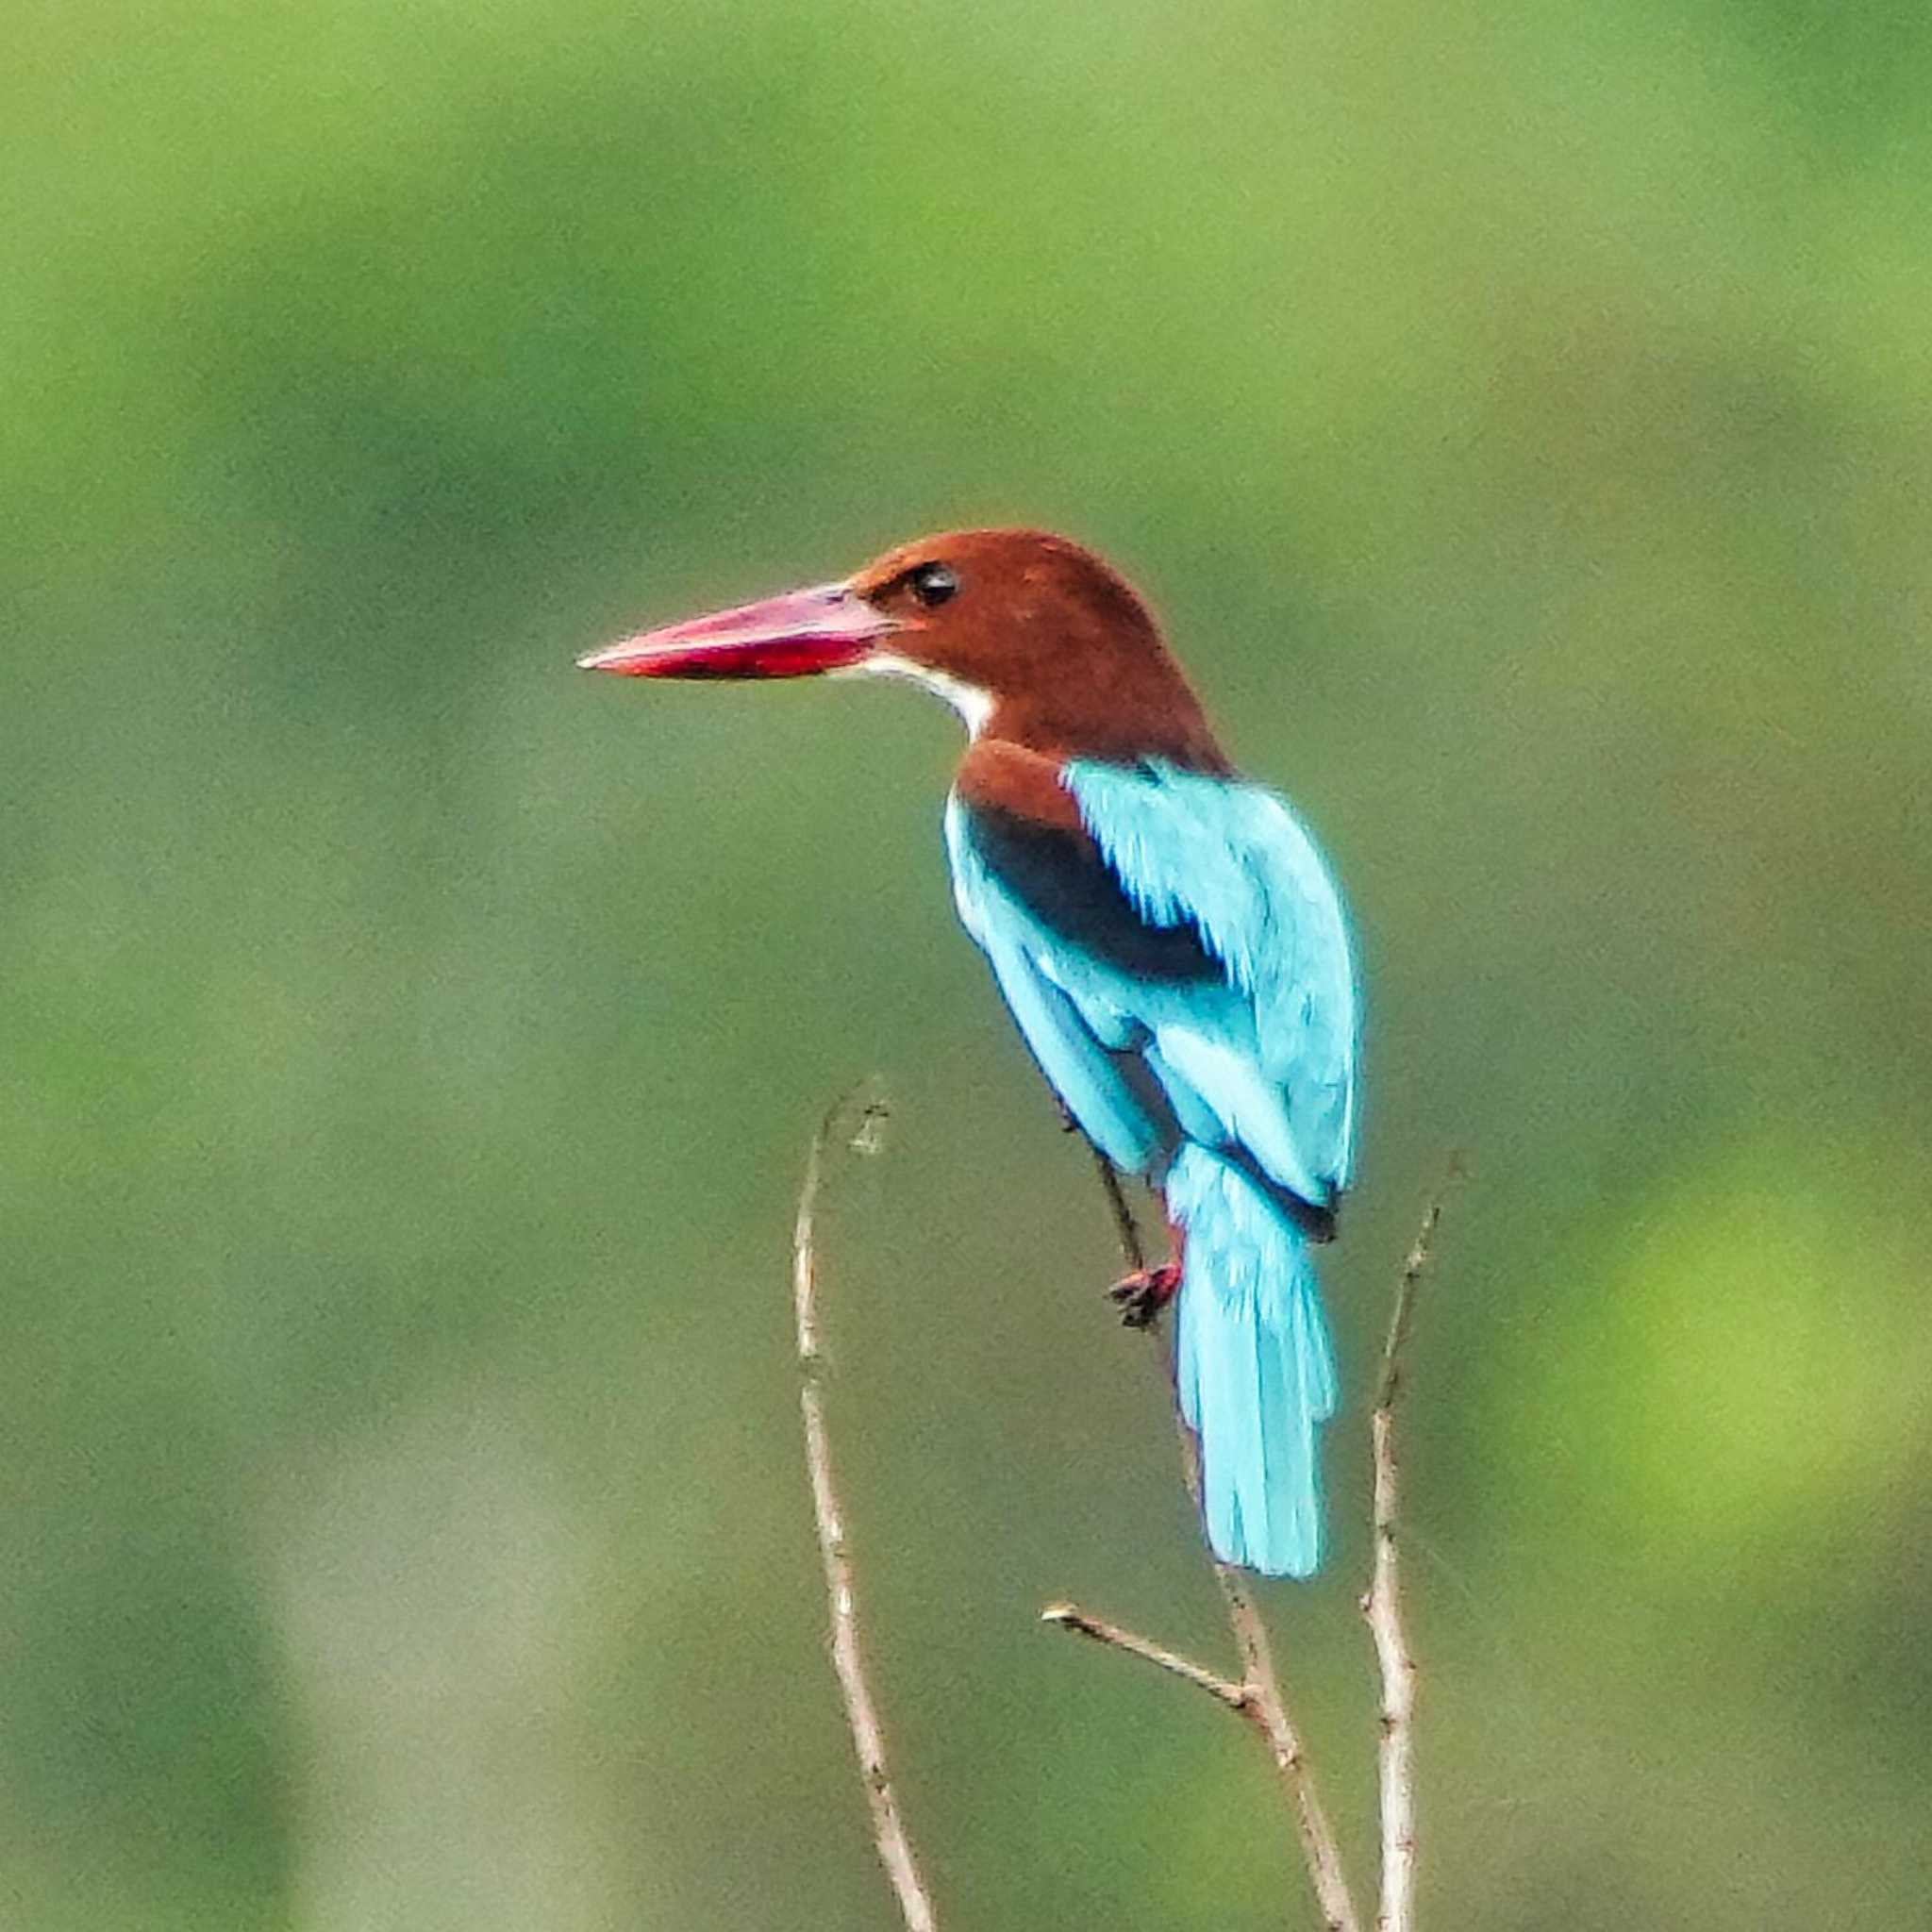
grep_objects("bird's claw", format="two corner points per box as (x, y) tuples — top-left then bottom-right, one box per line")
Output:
(1107, 1262), (1181, 1329)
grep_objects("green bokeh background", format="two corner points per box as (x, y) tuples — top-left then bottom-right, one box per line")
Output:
(7, 2), (1930, 1925)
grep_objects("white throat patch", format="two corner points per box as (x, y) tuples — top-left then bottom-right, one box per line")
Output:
(841, 651), (995, 738)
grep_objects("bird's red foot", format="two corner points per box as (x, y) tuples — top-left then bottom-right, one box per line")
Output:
(1108, 1262), (1181, 1329)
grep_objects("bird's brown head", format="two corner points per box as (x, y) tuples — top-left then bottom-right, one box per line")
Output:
(580, 527), (1229, 772)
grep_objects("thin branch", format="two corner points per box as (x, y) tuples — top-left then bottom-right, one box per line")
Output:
(1374, 1191), (1443, 1414)
(1364, 1187), (1449, 1932)
(1210, 1538), (1358, 1932)
(793, 1086), (940, 1932)
(1052, 1145), (1364, 1932)
(1087, 1146), (1148, 1274)
(1040, 1601), (1248, 1711)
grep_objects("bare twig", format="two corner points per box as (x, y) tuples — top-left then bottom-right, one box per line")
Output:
(793, 1086), (940, 1932)
(1365, 1189), (1448, 1932)
(1087, 1147), (1147, 1274)
(1040, 1601), (1248, 1711)
(1048, 1145), (1364, 1932)
(1211, 1540), (1359, 1932)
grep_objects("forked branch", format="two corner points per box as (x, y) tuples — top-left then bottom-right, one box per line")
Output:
(1058, 1149), (1363, 1932)
(791, 1088), (1452, 1932)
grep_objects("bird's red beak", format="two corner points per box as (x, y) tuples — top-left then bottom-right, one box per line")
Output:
(577, 581), (891, 680)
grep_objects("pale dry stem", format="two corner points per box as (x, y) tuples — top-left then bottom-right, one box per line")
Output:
(793, 1086), (939, 1932)
(1364, 1189), (1449, 1932)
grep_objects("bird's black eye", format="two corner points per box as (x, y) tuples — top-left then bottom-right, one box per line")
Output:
(908, 561), (958, 608)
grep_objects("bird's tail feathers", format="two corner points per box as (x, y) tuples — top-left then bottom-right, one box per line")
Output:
(1168, 1145), (1338, 1577)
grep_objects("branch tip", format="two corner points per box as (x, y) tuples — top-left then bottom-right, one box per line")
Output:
(1039, 1599), (1249, 1711)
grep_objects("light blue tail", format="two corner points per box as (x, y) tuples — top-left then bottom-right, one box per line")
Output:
(1167, 1146), (1340, 1577)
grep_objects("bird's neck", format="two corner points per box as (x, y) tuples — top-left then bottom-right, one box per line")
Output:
(976, 689), (1233, 776)
(954, 719), (1233, 839)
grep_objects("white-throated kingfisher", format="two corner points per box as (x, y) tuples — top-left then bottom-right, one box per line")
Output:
(580, 530), (1359, 1576)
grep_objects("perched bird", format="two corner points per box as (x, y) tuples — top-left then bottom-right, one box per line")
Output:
(581, 530), (1358, 1576)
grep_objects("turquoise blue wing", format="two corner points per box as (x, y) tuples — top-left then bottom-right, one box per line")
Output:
(943, 761), (1357, 1205)
(1060, 759), (1357, 1203)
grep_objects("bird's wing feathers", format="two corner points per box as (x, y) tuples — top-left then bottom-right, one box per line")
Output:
(945, 759), (1357, 1205)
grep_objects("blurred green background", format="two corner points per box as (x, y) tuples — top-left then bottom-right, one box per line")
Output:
(6, 0), (1930, 1925)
